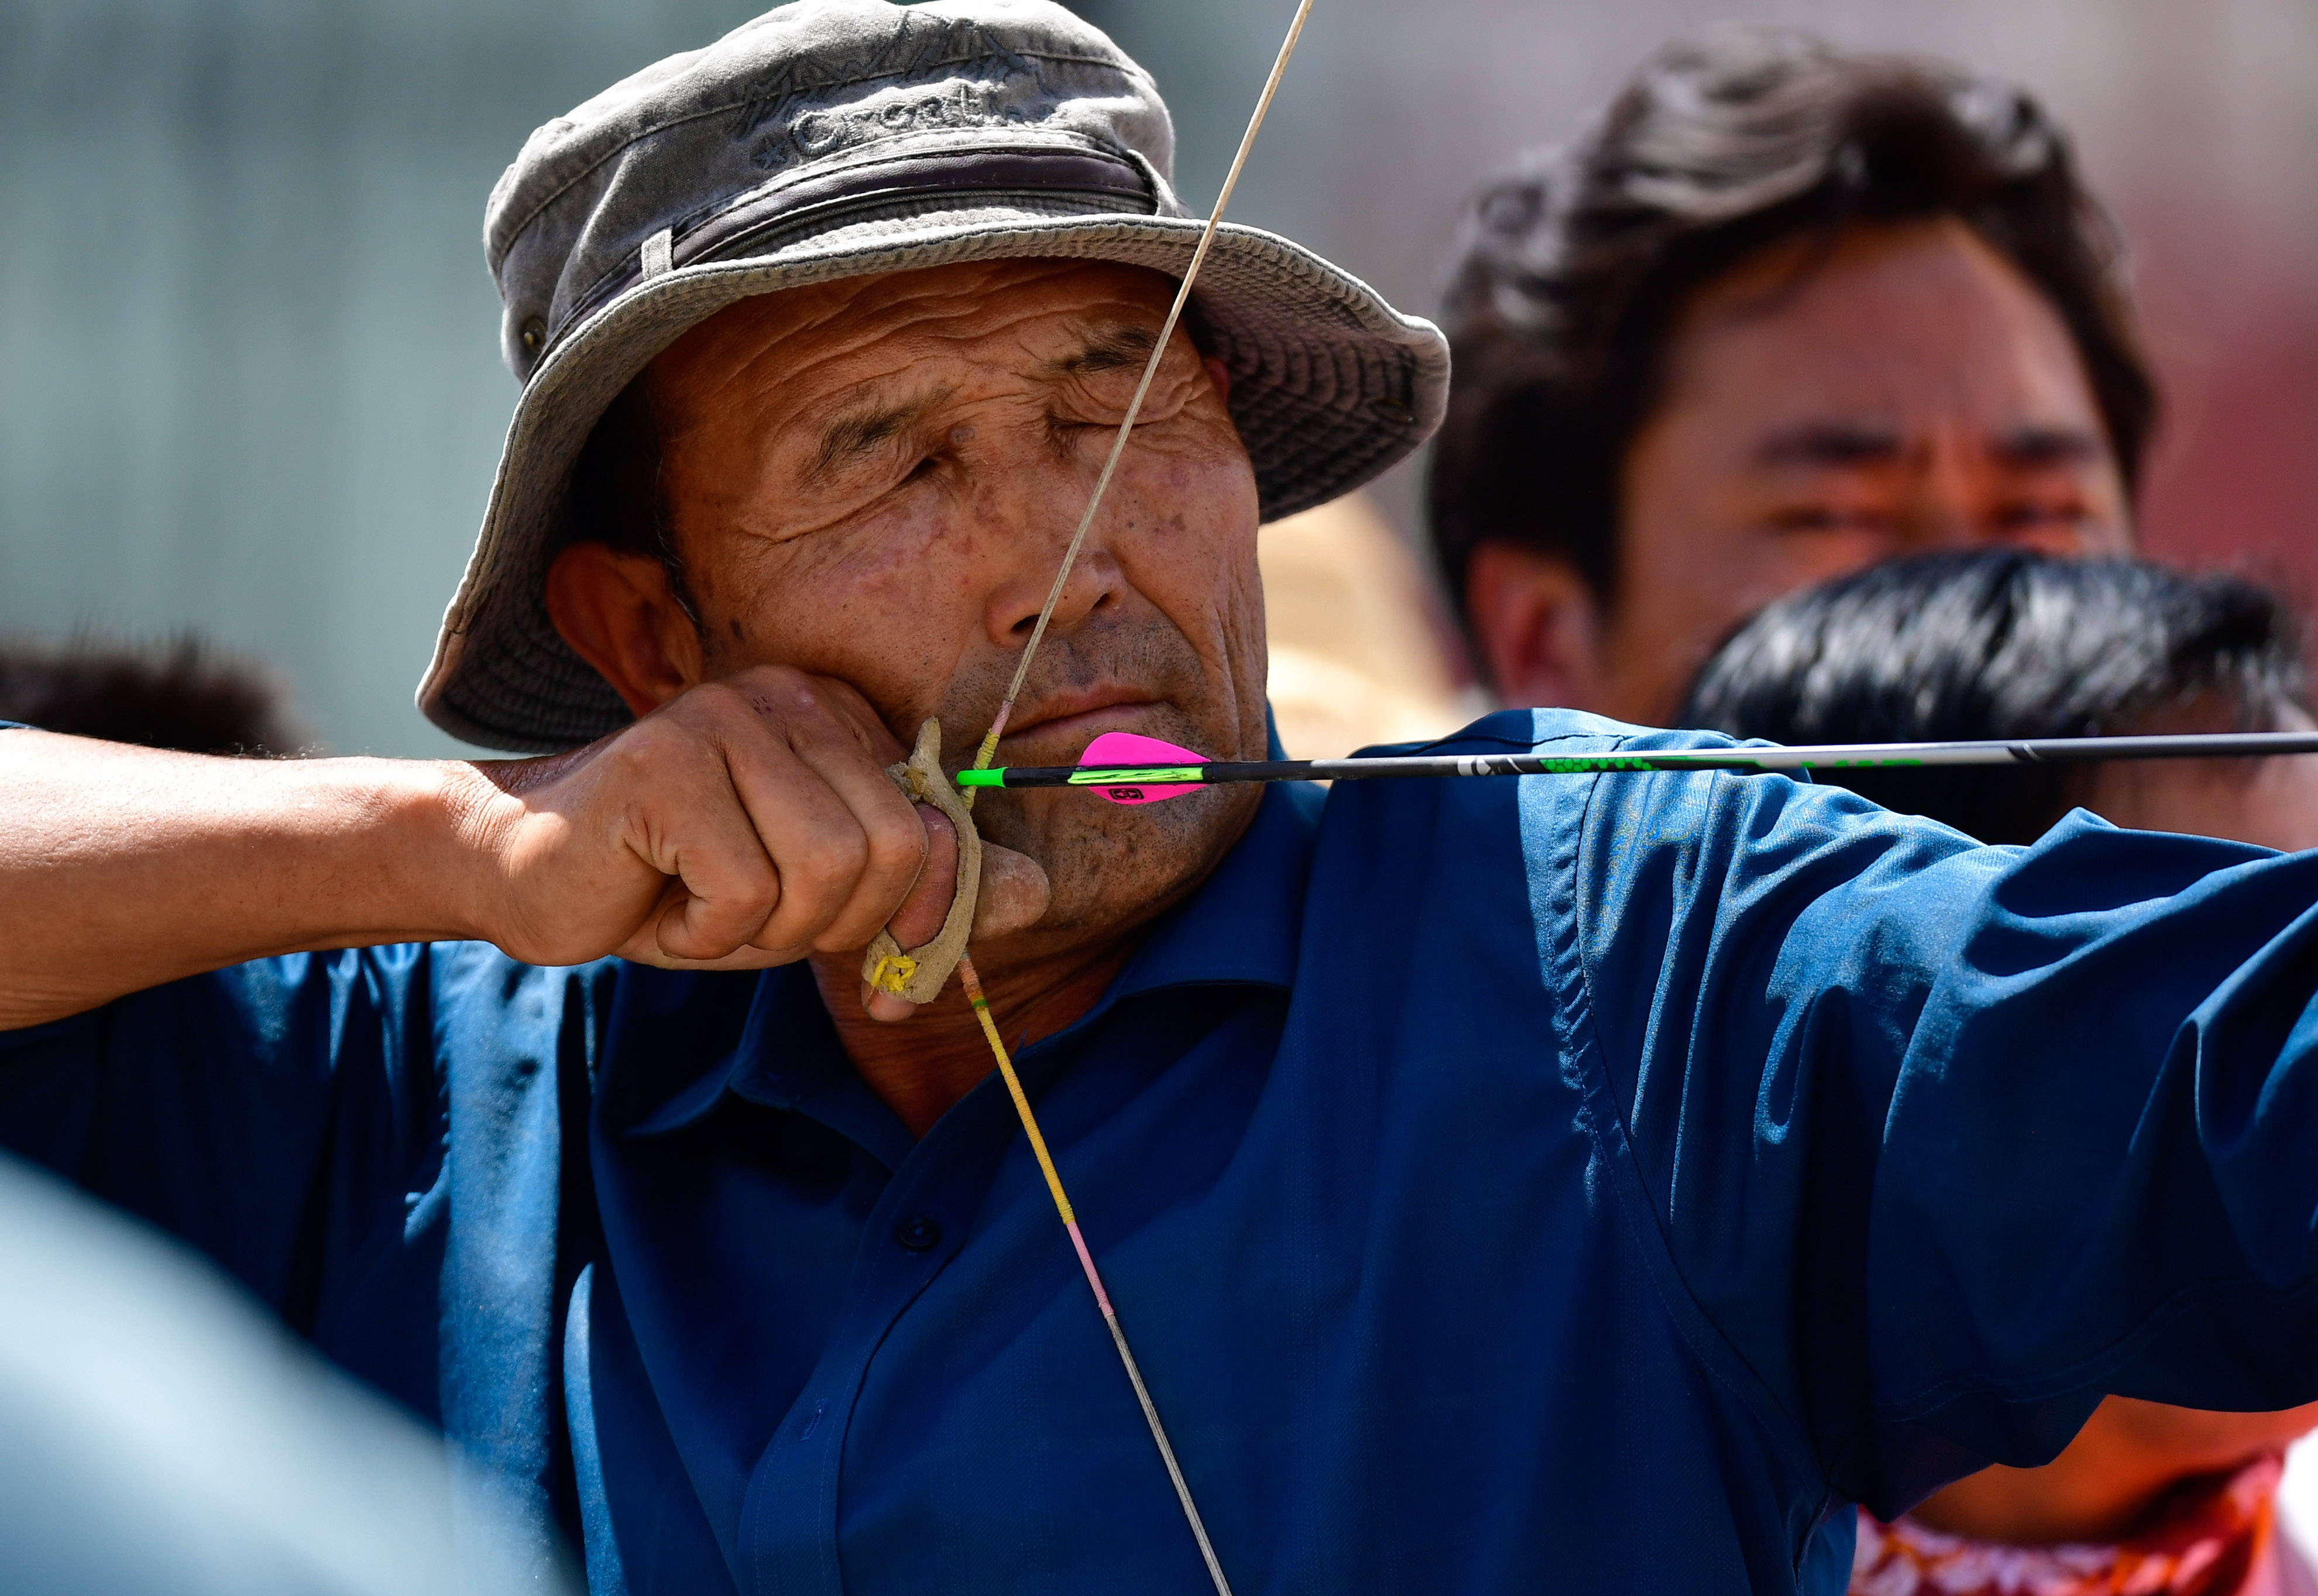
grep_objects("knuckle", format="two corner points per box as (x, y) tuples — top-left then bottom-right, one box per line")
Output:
(789, 829), (868, 897)
(600, 721), (665, 775)
(709, 856), (777, 914)
(783, 695), (860, 749)
(682, 679), (753, 730)
(607, 713), (705, 778)
(866, 814), (929, 881)
(727, 885), (779, 935)
(718, 671), (856, 748)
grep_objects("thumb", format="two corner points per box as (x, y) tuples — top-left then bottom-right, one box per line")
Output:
(971, 843), (1051, 941)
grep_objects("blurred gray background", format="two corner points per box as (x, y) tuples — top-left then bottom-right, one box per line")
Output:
(4, 0), (2313, 754)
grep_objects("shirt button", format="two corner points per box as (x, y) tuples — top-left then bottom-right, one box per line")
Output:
(895, 1215), (943, 1253)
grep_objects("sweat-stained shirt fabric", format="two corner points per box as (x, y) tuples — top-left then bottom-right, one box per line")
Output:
(11, 708), (2318, 1595)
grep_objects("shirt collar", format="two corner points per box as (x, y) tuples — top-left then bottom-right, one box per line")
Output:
(616, 776), (1322, 1141)
(1107, 777), (1317, 1000)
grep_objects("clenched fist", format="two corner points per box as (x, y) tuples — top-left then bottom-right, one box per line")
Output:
(458, 666), (1049, 1008)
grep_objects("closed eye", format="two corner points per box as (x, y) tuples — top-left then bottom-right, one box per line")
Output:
(1768, 503), (1895, 533)
(1046, 365), (1202, 448)
(801, 384), (955, 490)
(1046, 413), (1116, 453)
(1989, 496), (2092, 531)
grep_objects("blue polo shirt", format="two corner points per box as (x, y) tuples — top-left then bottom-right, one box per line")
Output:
(11, 708), (2318, 1595)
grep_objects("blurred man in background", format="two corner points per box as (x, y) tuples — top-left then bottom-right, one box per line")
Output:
(1682, 550), (2318, 1596)
(1431, 23), (2152, 722)
(0, 634), (305, 755)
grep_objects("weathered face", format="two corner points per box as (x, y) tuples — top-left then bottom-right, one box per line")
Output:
(1477, 215), (2134, 725)
(607, 258), (1266, 945)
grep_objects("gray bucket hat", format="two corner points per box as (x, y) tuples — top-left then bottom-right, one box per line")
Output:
(419, 0), (1449, 752)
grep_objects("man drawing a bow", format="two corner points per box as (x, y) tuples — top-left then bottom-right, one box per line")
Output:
(9, 5), (2318, 1592)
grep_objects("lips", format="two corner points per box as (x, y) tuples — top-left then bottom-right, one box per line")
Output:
(1001, 689), (1162, 756)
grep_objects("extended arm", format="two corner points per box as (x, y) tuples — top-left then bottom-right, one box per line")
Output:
(0, 668), (987, 1029)
(1546, 721), (2318, 1516)
(0, 729), (489, 1027)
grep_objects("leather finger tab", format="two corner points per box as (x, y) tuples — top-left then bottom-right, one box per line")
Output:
(859, 720), (982, 1005)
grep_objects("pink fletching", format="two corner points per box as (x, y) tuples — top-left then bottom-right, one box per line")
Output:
(1078, 730), (1208, 805)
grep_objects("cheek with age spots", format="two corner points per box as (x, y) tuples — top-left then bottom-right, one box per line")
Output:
(685, 499), (984, 688)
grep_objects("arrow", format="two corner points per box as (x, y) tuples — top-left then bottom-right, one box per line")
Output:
(956, 729), (2318, 805)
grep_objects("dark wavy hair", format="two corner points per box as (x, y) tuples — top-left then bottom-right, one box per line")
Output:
(0, 635), (303, 756)
(1678, 551), (2305, 845)
(1428, 25), (2158, 644)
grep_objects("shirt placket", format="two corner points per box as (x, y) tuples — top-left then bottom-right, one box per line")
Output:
(737, 1090), (1003, 1596)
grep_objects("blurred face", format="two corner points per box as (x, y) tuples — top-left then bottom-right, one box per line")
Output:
(1468, 216), (2133, 723)
(558, 258), (1268, 949)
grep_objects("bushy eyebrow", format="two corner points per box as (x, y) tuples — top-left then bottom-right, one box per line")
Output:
(1753, 422), (1904, 468)
(1989, 423), (2104, 470)
(1752, 420), (2108, 472)
(801, 383), (956, 485)
(1045, 321), (1159, 379)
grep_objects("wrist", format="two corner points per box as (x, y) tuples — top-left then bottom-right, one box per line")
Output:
(420, 756), (530, 948)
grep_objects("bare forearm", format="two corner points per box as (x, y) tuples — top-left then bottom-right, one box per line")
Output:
(0, 732), (500, 1027)
(1, 667), (1035, 1030)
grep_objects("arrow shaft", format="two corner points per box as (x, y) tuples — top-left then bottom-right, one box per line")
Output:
(956, 731), (2318, 792)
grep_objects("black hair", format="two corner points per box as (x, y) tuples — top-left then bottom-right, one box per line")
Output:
(561, 379), (704, 633)
(1677, 551), (2306, 844)
(0, 635), (304, 756)
(1427, 24), (2158, 659)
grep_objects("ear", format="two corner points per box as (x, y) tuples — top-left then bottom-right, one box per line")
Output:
(1203, 356), (1232, 404)
(543, 543), (706, 720)
(1463, 543), (1608, 711)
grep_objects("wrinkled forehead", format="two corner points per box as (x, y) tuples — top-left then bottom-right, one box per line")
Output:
(641, 256), (1186, 424)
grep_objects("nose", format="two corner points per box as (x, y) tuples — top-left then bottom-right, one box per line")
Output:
(982, 502), (1128, 652)
(1894, 434), (1980, 550)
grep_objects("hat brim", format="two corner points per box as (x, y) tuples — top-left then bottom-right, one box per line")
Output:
(419, 201), (1449, 752)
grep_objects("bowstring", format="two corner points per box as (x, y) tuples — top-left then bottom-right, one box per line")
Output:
(966, 0), (1318, 783)
(947, 6), (1318, 1593)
